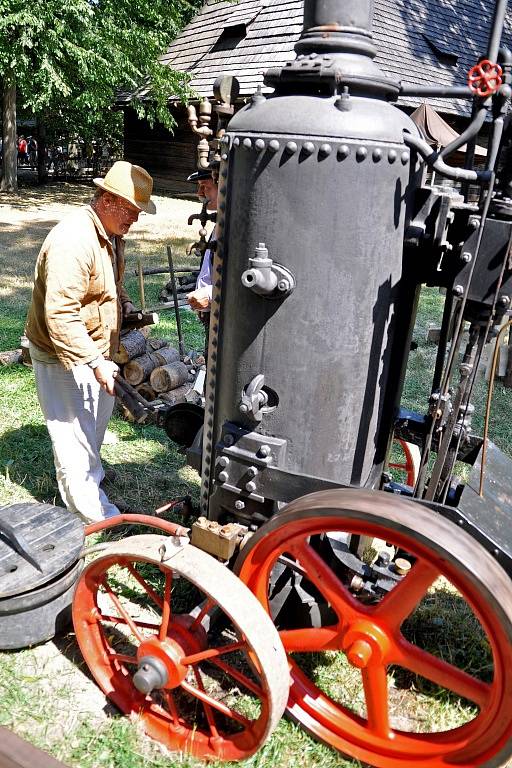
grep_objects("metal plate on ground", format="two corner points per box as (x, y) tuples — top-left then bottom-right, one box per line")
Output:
(458, 440), (512, 573)
(0, 502), (84, 598)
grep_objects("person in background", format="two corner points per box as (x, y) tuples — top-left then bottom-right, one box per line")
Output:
(25, 161), (156, 523)
(186, 169), (219, 354)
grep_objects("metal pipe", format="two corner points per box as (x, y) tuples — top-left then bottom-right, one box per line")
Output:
(403, 132), (490, 181)
(487, 0), (509, 62)
(399, 85), (473, 98)
(439, 106), (488, 160)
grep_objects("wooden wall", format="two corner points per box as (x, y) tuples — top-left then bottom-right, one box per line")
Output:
(123, 105), (198, 196)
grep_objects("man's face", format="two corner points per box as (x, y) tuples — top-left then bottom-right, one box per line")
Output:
(197, 177), (218, 212)
(98, 192), (141, 236)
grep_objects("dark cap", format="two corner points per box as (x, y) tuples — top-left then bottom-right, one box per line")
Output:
(187, 169), (213, 183)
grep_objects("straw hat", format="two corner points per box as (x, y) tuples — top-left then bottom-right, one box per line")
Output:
(94, 161), (156, 214)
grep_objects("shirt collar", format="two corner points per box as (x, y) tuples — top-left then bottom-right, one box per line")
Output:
(85, 204), (124, 246)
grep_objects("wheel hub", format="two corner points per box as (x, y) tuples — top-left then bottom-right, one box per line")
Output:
(342, 620), (390, 668)
(135, 615), (207, 690)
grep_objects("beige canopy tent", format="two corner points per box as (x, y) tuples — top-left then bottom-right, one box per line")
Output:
(410, 103), (487, 158)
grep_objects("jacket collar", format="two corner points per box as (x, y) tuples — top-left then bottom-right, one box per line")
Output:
(85, 204), (124, 246)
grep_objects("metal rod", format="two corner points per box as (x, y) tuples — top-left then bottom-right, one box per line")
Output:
(167, 245), (185, 358)
(133, 265), (198, 277)
(137, 257), (146, 312)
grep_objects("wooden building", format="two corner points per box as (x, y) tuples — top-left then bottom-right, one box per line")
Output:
(120, 0), (512, 195)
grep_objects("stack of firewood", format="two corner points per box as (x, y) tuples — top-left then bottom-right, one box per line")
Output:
(159, 271), (199, 304)
(113, 328), (205, 418)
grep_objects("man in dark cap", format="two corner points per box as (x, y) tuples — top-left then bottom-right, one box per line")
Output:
(186, 169), (218, 313)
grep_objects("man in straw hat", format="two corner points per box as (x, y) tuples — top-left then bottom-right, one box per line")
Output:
(26, 160), (156, 523)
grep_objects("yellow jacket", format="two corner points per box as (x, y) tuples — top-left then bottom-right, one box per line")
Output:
(25, 205), (131, 368)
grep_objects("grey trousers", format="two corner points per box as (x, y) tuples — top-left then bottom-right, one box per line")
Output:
(32, 356), (120, 523)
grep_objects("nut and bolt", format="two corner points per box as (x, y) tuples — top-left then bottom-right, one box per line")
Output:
(277, 279), (290, 292)
(218, 456), (230, 468)
(469, 217), (480, 229)
(393, 557), (412, 576)
(258, 445), (271, 458)
(461, 251), (472, 263)
(239, 403), (249, 414)
(453, 284), (464, 297)
(245, 481), (257, 493)
(218, 471), (229, 483)
(499, 295), (511, 307)
(246, 466), (258, 478)
(234, 500), (245, 511)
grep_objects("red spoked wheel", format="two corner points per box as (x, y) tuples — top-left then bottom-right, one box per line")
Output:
(236, 489), (512, 768)
(73, 534), (289, 761)
(389, 439), (421, 487)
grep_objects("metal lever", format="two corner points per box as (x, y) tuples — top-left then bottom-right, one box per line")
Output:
(239, 374), (269, 422)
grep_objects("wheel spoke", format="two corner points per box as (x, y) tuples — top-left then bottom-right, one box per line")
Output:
(374, 559), (438, 628)
(288, 540), (365, 624)
(191, 667), (220, 739)
(394, 638), (491, 708)
(102, 579), (144, 643)
(124, 562), (164, 610)
(181, 677), (252, 728)
(164, 690), (182, 728)
(96, 613), (161, 632)
(210, 656), (265, 698)
(181, 640), (245, 666)
(108, 652), (137, 666)
(361, 665), (391, 738)
(159, 570), (172, 641)
(189, 598), (216, 631)
(280, 626), (340, 653)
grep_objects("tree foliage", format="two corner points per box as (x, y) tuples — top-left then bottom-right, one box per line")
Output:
(0, 0), (202, 140)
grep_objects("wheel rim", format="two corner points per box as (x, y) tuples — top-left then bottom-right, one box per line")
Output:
(236, 489), (512, 768)
(389, 439), (421, 487)
(73, 534), (289, 761)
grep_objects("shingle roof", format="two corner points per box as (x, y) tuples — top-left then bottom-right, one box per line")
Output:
(158, 0), (512, 116)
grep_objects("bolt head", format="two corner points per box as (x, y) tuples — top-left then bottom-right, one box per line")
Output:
(239, 403), (249, 414)
(277, 279), (290, 292)
(461, 251), (472, 263)
(453, 284), (464, 297)
(218, 456), (230, 468)
(247, 466), (258, 478)
(234, 500), (245, 511)
(218, 471), (229, 483)
(245, 481), (257, 493)
(258, 445), (271, 458)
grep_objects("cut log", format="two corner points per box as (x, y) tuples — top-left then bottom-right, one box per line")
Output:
(136, 383), (157, 401)
(124, 353), (158, 385)
(150, 347), (180, 366)
(146, 337), (168, 352)
(150, 361), (189, 393)
(113, 329), (148, 364)
(0, 349), (22, 366)
(159, 385), (191, 405)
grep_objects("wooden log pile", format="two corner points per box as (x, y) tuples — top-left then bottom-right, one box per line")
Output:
(113, 329), (204, 421)
(159, 271), (199, 304)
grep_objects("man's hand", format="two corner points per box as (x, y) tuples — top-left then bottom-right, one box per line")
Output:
(187, 287), (211, 311)
(94, 360), (119, 396)
(122, 301), (136, 317)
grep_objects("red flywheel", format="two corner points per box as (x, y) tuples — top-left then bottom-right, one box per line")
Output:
(236, 489), (512, 768)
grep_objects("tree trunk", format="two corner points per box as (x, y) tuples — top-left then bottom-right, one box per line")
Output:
(113, 329), (148, 364)
(37, 118), (48, 184)
(150, 361), (189, 393)
(123, 353), (158, 385)
(1, 79), (17, 193)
